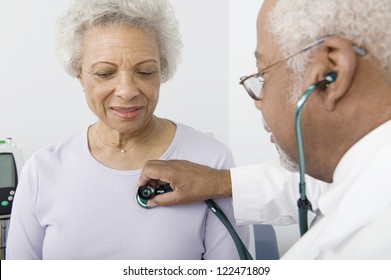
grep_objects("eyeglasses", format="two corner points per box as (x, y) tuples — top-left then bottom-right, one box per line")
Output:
(239, 35), (367, 100)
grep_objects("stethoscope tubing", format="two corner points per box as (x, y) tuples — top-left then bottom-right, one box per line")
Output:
(294, 74), (336, 236)
(136, 185), (253, 259)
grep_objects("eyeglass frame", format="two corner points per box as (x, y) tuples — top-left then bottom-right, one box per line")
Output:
(239, 34), (367, 100)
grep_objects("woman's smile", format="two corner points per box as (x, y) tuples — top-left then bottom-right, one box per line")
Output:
(110, 105), (143, 120)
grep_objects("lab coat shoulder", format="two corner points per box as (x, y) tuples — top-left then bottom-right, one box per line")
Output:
(231, 160), (327, 226)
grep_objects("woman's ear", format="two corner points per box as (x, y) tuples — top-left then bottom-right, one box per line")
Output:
(306, 36), (358, 111)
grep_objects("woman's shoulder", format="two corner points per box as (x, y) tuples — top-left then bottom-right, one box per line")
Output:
(31, 128), (86, 162)
(165, 121), (234, 168)
(175, 122), (229, 150)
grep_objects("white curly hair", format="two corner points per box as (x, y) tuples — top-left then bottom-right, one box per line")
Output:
(55, 0), (182, 82)
(267, 0), (391, 100)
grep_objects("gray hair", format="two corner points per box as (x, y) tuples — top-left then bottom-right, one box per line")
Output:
(267, 0), (391, 101)
(55, 0), (182, 82)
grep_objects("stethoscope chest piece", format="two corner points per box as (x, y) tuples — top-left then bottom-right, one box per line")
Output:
(135, 194), (150, 209)
(136, 184), (173, 209)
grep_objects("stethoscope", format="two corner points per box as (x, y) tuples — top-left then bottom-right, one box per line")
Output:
(136, 184), (253, 260)
(294, 38), (368, 237)
(133, 73), (336, 258)
(135, 75), (337, 259)
(294, 72), (337, 236)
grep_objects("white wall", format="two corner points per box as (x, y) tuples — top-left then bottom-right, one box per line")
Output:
(158, 0), (229, 146)
(0, 0), (88, 159)
(0, 0), (229, 159)
(229, 0), (278, 165)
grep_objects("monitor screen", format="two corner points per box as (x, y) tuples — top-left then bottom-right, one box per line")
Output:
(0, 153), (17, 188)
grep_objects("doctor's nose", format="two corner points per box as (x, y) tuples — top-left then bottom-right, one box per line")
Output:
(254, 99), (262, 111)
(114, 72), (140, 101)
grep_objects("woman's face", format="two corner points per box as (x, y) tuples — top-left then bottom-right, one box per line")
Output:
(79, 25), (161, 135)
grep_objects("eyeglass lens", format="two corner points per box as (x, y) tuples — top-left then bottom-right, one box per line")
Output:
(243, 76), (263, 100)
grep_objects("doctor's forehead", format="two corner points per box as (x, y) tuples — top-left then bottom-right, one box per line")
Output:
(254, 49), (271, 68)
(255, 1), (277, 67)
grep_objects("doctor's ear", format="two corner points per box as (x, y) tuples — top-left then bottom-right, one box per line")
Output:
(308, 36), (360, 111)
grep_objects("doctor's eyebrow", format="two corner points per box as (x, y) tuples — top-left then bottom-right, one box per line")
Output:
(254, 51), (264, 68)
(254, 51), (261, 61)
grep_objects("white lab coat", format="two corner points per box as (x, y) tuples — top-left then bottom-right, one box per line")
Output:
(231, 120), (391, 259)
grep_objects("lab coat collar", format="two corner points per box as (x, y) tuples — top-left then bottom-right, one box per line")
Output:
(308, 120), (391, 254)
(318, 119), (391, 216)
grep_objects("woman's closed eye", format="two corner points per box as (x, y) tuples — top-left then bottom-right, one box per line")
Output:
(136, 70), (159, 79)
(88, 68), (159, 81)
(93, 71), (115, 80)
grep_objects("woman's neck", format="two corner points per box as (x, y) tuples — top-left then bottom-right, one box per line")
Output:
(88, 118), (176, 170)
(93, 117), (159, 154)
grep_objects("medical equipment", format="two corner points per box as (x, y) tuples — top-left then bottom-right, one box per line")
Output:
(295, 41), (368, 236)
(136, 184), (173, 208)
(0, 138), (23, 259)
(136, 184), (253, 260)
(0, 138), (23, 218)
(294, 73), (337, 236)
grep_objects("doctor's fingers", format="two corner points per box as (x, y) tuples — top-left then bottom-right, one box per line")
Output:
(148, 189), (200, 206)
(138, 160), (174, 187)
(138, 159), (194, 187)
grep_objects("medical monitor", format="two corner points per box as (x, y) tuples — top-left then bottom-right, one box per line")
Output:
(0, 154), (17, 189)
(0, 140), (23, 218)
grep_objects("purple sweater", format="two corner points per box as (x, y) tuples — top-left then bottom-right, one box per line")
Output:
(7, 123), (249, 259)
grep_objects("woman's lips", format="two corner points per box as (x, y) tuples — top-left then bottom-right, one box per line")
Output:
(111, 106), (143, 120)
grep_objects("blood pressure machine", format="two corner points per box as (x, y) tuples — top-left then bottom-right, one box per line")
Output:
(0, 138), (23, 259)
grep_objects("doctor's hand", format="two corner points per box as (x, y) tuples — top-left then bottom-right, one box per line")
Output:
(138, 160), (232, 206)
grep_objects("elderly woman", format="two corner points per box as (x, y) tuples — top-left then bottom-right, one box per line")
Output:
(6, 0), (249, 259)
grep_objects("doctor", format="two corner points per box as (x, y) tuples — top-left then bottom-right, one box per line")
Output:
(139, 0), (391, 259)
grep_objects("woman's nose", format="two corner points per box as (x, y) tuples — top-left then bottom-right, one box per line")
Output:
(114, 72), (139, 101)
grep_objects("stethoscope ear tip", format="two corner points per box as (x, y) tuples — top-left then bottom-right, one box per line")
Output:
(325, 72), (337, 83)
